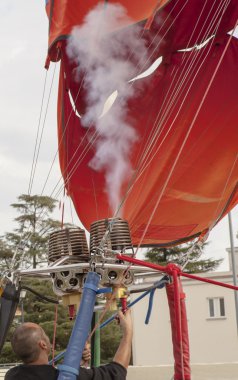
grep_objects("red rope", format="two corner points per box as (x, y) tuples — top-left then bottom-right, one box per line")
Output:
(181, 271), (238, 290)
(61, 187), (66, 229)
(51, 304), (58, 367)
(117, 254), (238, 291)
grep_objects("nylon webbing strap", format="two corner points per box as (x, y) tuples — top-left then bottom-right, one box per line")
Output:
(83, 283), (98, 292)
(97, 287), (112, 294)
(83, 283), (112, 294)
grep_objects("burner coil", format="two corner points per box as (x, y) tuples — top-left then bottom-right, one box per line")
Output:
(48, 228), (89, 263)
(90, 218), (133, 254)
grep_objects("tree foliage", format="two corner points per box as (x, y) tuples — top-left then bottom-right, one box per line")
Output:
(0, 194), (63, 271)
(0, 240), (13, 273)
(145, 243), (223, 273)
(100, 312), (122, 364)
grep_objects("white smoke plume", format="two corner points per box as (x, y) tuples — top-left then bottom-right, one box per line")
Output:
(67, 3), (149, 213)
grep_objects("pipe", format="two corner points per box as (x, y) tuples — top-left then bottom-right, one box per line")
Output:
(228, 212), (238, 336)
(57, 271), (100, 380)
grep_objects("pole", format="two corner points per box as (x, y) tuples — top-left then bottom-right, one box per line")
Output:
(94, 310), (100, 366)
(228, 212), (238, 336)
(21, 299), (24, 323)
(91, 308), (100, 366)
(91, 314), (95, 366)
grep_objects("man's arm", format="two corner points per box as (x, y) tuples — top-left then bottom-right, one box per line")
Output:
(113, 309), (133, 369)
(78, 310), (132, 380)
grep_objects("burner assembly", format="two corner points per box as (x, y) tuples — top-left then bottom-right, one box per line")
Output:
(89, 218), (134, 288)
(48, 218), (134, 296)
(45, 219), (146, 315)
(14, 218), (156, 319)
(48, 228), (89, 296)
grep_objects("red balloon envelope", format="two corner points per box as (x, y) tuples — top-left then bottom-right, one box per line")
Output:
(47, 0), (238, 246)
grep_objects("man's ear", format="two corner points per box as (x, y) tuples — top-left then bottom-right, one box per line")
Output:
(39, 339), (48, 350)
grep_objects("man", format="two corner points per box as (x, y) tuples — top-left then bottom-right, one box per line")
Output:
(5, 309), (132, 380)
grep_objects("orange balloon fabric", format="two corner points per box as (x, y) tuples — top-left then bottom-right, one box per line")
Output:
(46, 0), (160, 61)
(53, 1), (238, 246)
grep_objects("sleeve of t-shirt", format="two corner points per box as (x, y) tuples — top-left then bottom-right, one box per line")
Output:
(4, 371), (10, 380)
(78, 362), (127, 380)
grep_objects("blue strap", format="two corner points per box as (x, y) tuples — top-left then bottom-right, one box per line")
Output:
(58, 364), (79, 376)
(145, 276), (169, 325)
(83, 284), (112, 294)
(97, 287), (112, 294)
(83, 283), (98, 292)
(155, 278), (168, 289)
(145, 288), (156, 324)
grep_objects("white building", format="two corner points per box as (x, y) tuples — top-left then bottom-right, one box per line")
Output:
(131, 248), (238, 366)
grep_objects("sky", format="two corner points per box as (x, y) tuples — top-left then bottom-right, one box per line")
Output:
(0, 1), (237, 271)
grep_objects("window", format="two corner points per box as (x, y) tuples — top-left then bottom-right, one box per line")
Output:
(207, 297), (226, 318)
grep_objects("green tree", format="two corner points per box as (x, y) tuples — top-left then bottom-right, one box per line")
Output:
(145, 243), (222, 273)
(0, 239), (14, 273)
(22, 278), (74, 355)
(0, 194), (63, 270)
(100, 313), (122, 364)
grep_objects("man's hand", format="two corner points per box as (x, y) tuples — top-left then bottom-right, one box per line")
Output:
(113, 309), (133, 369)
(117, 309), (133, 337)
(81, 341), (91, 367)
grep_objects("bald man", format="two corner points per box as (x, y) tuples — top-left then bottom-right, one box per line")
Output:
(5, 310), (133, 380)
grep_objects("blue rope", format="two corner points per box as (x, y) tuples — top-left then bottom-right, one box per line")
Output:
(145, 288), (156, 324)
(50, 276), (168, 365)
(100, 285), (156, 328)
(145, 277), (168, 324)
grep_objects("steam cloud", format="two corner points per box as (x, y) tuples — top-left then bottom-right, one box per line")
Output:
(67, 3), (148, 213)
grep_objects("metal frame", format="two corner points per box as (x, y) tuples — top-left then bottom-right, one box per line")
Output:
(15, 262), (159, 277)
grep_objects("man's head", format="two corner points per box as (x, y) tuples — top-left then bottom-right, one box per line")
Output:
(11, 322), (51, 364)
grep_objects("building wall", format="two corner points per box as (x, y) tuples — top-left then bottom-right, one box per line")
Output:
(127, 363), (238, 380)
(131, 272), (238, 365)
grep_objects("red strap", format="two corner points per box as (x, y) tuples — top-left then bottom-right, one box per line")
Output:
(51, 304), (58, 367)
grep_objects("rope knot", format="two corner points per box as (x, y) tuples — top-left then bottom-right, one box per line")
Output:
(165, 263), (181, 276)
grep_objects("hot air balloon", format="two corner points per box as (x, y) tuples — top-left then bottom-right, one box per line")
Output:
(44, 4), (238, 377)
(1, 3), (238, 380)
(45, 0), (238, 247)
